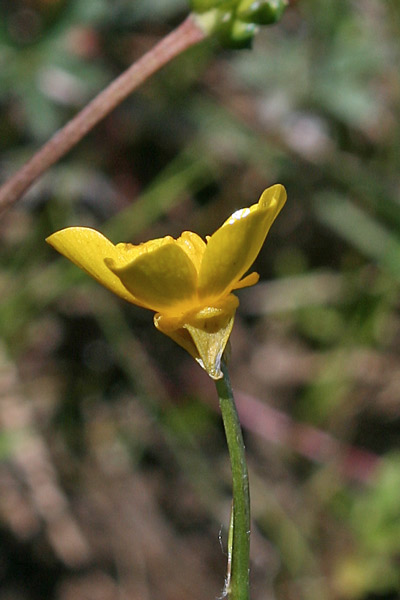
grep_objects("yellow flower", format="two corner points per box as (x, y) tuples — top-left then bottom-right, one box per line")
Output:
(46, 184), (286, 379)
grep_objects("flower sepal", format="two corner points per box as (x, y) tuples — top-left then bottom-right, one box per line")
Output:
(154, 295), (239, 380)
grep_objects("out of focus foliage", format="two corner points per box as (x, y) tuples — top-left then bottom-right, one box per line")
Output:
(1, 1), (400, 599)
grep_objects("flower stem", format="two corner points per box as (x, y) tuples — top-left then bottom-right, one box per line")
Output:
(216, 361), (250, 600)
(0, 15), (206, 216)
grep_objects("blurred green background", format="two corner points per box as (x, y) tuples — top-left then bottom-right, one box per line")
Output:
(1, 1), (400, 599)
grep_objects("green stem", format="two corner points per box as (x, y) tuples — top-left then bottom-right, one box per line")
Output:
(0, 15), (206, 216)
(216, 361), (250, 600)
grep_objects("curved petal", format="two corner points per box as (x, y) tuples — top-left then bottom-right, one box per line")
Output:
(107, 240), (198, 314)
(198, 184), (286, 300)
(175, 231), (206, 273)
(114, 236), (174, 266)
(46, 227), (145, 306)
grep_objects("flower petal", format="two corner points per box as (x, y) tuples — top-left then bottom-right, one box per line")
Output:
(114, 236), (173, 266)
(198, 184), (286, 300)
(175, 231), (206, 273)
(46, 227), (144, 305)
(107, 240), (198, 314)
(154, 294), (239, 379)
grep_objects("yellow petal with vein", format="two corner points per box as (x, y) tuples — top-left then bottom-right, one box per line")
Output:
(46, 227), (144, 305)
(175, 231), (206, 273)
(107, 241), (198, 314)
(198, 184), (286, 300)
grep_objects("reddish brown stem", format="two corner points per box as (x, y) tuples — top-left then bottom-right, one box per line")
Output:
(0, 15), (206, 216)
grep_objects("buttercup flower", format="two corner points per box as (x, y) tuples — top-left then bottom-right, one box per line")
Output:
(46, 184), (286, 379)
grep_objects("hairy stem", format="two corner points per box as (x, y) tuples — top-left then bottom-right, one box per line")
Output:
(216, 362), (250, 600)
(0, 15), (205, 216)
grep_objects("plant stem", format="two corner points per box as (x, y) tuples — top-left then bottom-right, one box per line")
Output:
(0, 15), (206, 216)
(216, 361), (250, 600)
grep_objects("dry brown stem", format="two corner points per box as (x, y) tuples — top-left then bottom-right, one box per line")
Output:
(0, 15), (205, 216)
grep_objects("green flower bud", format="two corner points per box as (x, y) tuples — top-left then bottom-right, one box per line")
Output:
(218, 15), (257, 49)
(237, 0), (287, 25)
(191, 0), (287, 48)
